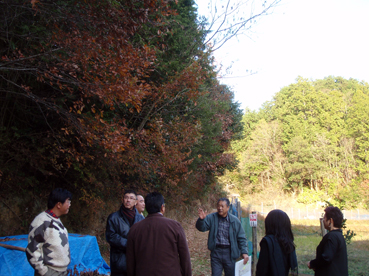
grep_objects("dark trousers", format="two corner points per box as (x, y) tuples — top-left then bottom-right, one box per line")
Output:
(211, 246), (235, 276)
(111, 272), (127, 276)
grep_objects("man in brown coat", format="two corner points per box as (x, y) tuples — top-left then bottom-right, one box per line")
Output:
(126, 192), (192, 276)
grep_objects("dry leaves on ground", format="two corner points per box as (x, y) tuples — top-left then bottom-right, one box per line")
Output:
(182, 216), (212, 276)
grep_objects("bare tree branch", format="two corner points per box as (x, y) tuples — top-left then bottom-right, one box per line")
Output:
(200, 0), (281, 51)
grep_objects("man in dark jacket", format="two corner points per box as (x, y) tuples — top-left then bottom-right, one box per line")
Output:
(106, 190), (144, 276)
(126, 192), (192, 276)
(307, 206), (348, 276)
(196, 198), (249, 276)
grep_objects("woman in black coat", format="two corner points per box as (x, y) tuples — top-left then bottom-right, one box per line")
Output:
(256, 209), (298, 276)
(308, 206), (348, 276)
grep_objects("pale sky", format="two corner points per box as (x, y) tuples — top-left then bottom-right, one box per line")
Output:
(196, 0), (369, 111)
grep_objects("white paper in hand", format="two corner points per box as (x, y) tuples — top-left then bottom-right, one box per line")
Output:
(235, 259), (251, 276)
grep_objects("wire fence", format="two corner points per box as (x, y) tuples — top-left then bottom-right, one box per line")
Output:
(241, 203), (369, 220)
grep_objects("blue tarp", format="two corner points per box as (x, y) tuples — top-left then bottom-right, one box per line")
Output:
(0, 234), (110, 276)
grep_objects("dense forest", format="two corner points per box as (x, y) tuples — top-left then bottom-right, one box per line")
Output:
(0, 0), (261, 234)
(222, 76), (369, 208)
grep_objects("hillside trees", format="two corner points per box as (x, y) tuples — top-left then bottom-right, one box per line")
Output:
(0, 0), (243, 221)
(346, 90), (369, 176)
(224, 76), (369, 207)
(238, 120), (285, 191)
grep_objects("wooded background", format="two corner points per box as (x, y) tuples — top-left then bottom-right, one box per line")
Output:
(1, 0), (368, 236)
(222, 76), (369, 209)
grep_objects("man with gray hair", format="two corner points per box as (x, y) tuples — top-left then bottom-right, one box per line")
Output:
(135, 194), (145, 216)
(196, 197), (249, 276)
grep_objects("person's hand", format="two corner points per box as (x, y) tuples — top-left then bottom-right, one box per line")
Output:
(242, 254), (249, 265)
(307, 261), (311, 269)
(198, 208), (207, 219)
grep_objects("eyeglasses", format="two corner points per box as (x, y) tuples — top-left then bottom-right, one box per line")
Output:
(124, 196), (136, 200)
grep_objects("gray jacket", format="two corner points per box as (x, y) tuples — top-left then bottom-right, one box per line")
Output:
(196, 212), (248, 261)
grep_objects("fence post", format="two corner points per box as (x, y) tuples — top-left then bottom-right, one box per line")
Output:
(234, 197), (238, 218)
(320, 218), (327, 237)
(250, 211), (257, 276)
(306, 205), (308, 218)
(261, 202), (263, 215)
(237, 200), (241, 221)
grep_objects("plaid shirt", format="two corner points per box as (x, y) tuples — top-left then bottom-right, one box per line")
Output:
(45, 209), (59, 218)
(216, 215), (230, 246)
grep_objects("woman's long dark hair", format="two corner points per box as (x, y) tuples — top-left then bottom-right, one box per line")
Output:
(265, 209), (296, 254)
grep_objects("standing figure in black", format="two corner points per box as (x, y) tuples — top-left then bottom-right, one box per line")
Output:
(256, 209), (298, 276)
(308, 206), (348, 276)
(106, 189), (144, 276)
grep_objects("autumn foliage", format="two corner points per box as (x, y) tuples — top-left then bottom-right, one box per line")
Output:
(0, 0), (242, 221)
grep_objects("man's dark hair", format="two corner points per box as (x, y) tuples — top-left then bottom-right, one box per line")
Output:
(217, 197), (230, 207)
(47, 188), (72, 210)
(265, 209), (295, 254)
(145, 192), (164, 214)
(324, 206), (344, 228)
(124, 189), (137, 197)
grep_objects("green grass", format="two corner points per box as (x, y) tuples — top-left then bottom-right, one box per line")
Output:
(291, 219), (369, 276)
(295, 234), (321, 275)
(191, 257), (211, 276)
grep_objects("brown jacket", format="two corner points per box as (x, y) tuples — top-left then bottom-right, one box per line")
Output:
(126, 213), (192, 276)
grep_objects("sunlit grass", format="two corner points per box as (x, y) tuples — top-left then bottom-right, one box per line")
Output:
(291, 219), (369, 276)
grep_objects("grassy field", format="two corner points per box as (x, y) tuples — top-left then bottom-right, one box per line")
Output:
(291, 219), (369, 276)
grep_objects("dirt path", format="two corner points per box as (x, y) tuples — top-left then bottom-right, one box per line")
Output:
(182, 216), (212, 276)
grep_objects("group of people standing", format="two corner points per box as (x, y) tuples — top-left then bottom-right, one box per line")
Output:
(106, 190), (192, 276)
(256, 206), (348, 276)
(107, 192), (250, 276)
(25, 187), (348, 276)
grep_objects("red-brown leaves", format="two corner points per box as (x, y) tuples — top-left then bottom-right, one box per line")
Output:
(1, 0), (240, 205)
